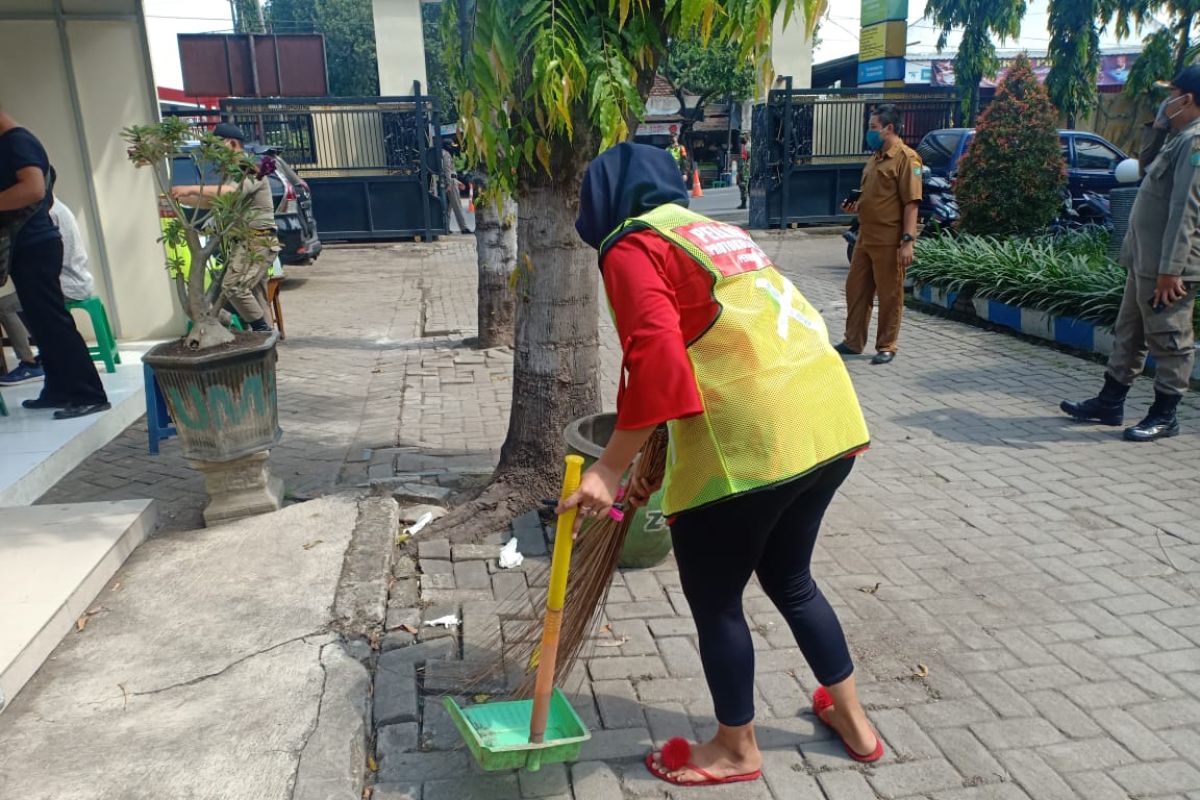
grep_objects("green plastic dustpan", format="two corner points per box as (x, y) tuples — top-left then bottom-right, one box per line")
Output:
(443, 688), (591, 772)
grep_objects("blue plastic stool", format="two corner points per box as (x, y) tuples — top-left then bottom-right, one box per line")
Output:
(143, 362), (177, 455)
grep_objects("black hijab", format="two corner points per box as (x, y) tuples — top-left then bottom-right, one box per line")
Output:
(575, 142), (689, 252)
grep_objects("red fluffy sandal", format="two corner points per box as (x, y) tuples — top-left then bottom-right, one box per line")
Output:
(812, 686), (885, 763)
(644, 737), (763, 787)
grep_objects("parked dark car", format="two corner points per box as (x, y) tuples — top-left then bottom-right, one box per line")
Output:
(917, 128), (1133, 197)
(170, 144), (322, 266)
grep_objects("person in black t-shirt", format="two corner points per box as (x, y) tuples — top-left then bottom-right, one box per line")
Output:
(0, 109), (108, 418)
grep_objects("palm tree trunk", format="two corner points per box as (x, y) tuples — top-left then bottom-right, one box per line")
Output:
(474, 192), (517, 349)
(1175, 14), (1195, 73)
(497, 182), (601, 484)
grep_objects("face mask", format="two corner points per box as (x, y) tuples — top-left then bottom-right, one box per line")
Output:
(866, 129), (884, 150)
(1164, 94), (1189, 121)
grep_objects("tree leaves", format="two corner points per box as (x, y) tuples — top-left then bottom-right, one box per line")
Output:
(451, 0), (808, 191)
(957, 54), (1066, 236)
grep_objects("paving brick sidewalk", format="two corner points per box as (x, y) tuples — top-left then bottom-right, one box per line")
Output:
(367, 233), (1200, 800)
(40, 232), (1200, 799)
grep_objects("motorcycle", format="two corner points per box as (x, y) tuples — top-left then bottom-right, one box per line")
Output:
(843, 169), (960, 263)
(1050, 190), (1112, 234)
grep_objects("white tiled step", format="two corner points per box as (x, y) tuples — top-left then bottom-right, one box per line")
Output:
(0, 499), (157, 713)
(0, 349), (148, 506)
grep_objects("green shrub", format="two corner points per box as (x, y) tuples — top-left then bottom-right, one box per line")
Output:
(957, 53), (1066, 236)
(911, 232), (1125, 324)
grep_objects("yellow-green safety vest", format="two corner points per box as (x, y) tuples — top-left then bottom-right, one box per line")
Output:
(602, 204), (871, 516)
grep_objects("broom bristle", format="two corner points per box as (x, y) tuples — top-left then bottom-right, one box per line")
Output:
(499, 427), (670, 698)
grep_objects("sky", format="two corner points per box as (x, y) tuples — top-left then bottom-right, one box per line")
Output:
(812, 0), (1163, 63)
(144, 0), (234, 90)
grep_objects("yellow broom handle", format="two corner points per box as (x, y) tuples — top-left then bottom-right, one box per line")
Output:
(529, 454), (584, 744)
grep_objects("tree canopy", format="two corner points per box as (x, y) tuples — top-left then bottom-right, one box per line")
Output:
(446, 0), (827, 194)
(265, 0), (380, 97)
(925, 0), (1027, 124)
(1046, 0), (1101, 127)
(661, 29), (756, 116)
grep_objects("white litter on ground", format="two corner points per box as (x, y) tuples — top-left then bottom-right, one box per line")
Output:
(424, 615), (460, 628)
(498, 537), (524, 569)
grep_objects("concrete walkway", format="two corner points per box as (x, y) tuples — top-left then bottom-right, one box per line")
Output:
(16, 233), (1200, 800)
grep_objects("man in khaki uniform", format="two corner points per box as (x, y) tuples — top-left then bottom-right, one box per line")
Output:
(1062, 66), (1200, 442)
(835, 104), (922, 365)
(170, 123), (278, 332)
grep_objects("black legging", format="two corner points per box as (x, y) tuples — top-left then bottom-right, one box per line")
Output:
(670, 457), (856, 727)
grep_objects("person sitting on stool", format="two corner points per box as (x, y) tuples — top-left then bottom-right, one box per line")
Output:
(0, 198), (95, 385)
(170, 123), (277, 333)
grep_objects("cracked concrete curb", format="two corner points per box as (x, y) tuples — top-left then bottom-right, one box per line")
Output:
(333, 496), (401, 642)
(292, 642), (372, 800)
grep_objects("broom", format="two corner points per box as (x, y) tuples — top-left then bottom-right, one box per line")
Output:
(503, 426), (670, 699)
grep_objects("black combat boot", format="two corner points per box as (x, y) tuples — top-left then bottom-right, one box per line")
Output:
(1124, 390), (1182, 442)
(1061, 374), (1129, 426)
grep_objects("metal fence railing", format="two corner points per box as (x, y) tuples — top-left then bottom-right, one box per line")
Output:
(162, 92), (446, 240)
(750, 82), (961, 227)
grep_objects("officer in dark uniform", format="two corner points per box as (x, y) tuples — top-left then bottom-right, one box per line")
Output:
(1062, 66), (1200, 441)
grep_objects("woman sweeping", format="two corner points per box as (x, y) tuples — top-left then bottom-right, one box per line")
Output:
(561, 143), (883, 787)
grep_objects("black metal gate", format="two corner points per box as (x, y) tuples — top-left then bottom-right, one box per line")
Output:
(749, 82), (959, 228)
(220, 94), (446, 241)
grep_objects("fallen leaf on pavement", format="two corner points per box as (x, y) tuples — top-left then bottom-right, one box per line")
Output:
(302, 539), (324, 550)
(395, 533), (411, 546)
(595, 636), (629, 648)
(367, 754), (378, 772)
(473, 693), (492, 704)
(913, 663), (929, 679)
(75, 607), (104, 632)
(399, 624), (418, 635)
(859, 582), (881, 594)
(600, 623), (612, 634)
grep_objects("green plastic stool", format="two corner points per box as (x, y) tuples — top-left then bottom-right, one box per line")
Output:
(66, 296), (119, 373)
(0, 390), (7, 417)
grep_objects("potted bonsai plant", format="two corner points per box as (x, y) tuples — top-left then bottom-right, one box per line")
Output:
(125, 118), (283, 525)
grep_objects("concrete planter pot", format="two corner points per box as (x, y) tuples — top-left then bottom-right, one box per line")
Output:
(564, 413), (672, 569)
(143, 331), (283, 524)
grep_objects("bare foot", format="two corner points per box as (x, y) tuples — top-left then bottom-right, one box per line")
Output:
(648, 738), (763, 784)
(815, 695), (878, 757)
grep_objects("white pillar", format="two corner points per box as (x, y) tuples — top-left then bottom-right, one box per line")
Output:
(372, 0), (428, 96)
(771, 11), (815, 90)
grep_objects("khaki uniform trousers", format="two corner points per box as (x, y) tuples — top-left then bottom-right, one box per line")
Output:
(1107, 270), (1198, 396)
(844, 244), (905, 354)
(223, 232), (279, 325)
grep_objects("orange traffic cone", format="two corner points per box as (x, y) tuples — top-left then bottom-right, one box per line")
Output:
(691, 168), (704, 198)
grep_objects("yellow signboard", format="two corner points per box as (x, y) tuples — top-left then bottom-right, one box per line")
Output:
(859, 21), (908, 63)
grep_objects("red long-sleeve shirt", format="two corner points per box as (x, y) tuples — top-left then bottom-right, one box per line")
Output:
(600, 229), (716, 430)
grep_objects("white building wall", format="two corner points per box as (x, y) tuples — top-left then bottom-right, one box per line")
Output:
(0, 1), (182, 340)
(372, 0), (428, 96)
(771, 11), (815, 90)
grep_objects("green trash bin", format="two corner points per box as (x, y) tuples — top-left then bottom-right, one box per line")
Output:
(564, 412), (672, 568)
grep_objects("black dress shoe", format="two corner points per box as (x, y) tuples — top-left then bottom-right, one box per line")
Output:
(834, 342), (862, 356)
(871, 351), (896, 365)
(22, 397), (69, 410)
(1124, 391), (1181, 442)
(53, 402), (112, 420)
